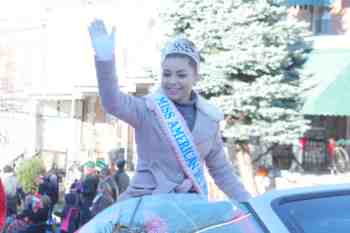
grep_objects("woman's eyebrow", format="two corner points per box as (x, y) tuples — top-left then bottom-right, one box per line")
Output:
(176, 69), (187, 73)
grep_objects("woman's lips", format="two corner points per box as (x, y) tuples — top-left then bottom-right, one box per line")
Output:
(167, 88), (179, 95)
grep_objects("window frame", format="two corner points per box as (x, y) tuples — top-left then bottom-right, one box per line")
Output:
(241, 202), (271, 233)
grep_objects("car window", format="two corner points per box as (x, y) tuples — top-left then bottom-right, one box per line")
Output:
(277, 193), (350, 233)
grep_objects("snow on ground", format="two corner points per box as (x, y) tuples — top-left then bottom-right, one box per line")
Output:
(275, 170), (350, 190)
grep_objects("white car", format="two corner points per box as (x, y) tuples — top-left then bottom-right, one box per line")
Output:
(247, 183), (350, 233)
(78, 184), (350, 233)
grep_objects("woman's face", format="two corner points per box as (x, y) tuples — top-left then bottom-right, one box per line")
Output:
(161, 56), (198, 104)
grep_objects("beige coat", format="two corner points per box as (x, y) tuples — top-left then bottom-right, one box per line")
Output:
(95, 59), (251, 202)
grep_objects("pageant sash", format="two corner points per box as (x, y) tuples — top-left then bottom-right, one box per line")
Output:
(149, 93), (208, 195)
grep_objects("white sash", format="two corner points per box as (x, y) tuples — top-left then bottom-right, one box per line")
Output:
(149, 93), (208, 195)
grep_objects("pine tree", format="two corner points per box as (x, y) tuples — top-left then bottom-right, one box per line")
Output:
(161, 0), (311, 149)
(160, 0), (312, 193)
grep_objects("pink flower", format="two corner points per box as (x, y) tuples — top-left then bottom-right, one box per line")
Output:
(144, 214), (168, 233)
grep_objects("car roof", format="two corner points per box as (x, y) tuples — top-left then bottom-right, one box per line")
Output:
(250, 183), (350, 204)
(246, 183), (350, 233)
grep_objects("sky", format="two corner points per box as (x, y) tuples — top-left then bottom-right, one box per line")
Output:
(0, 0), (171, 94)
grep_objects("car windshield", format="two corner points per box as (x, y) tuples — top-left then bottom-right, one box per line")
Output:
(277, 192), (350, 233)
(78, 194), (265, 233)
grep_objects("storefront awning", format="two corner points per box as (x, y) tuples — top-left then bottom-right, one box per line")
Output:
(302, 49), (350, 116)
(288, 0), (334, 6)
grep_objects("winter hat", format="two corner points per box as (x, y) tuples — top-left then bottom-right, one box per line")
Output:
(83, 161), (95, 169)
(95, 159), (107, 172)
(161, 37), (200, 68)
(83, 161), (96, 175)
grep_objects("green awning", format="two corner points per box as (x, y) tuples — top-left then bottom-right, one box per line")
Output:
(288, 0), (334, 6)
(302, 49), (350, 116)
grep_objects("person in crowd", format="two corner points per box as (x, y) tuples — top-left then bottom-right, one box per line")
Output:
(37, 174), (58, 210)
(60, 192), (80, 233)
(6, 194), (51, 233)
(3, 165), (20, 216)
(290, 137), (306, 172)
(88, 19), (251, 204)
(113, 159), (130, 195)
(90, 175), (119, 217)
(78, 174), (99, 226)
(327, 137), (337, 173)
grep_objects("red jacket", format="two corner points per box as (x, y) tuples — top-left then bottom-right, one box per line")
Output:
(327, 141), (336, 159)
(0, 178), (6, 231)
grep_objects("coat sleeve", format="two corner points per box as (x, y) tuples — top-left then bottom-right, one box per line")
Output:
(95, 58), (146, 128)
(205, 127), (251, 202)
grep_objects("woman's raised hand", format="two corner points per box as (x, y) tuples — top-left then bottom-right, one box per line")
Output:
(88, 19), (116, 61)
